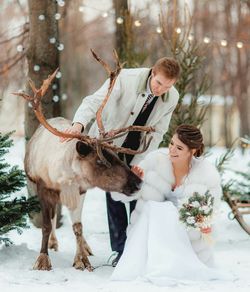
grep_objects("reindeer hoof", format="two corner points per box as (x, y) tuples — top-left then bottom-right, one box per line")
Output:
(33, 253), (52, 271)
(73, 256), (93, 271)
(84, 243), (93, 256)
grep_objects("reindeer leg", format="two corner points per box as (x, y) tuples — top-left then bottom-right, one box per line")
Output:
(70, 194), (93, 271)
(33, 181), (59, 270)
(48, 208), (58, 251)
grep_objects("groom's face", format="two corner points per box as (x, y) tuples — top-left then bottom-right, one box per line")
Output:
(150, 71), (176, 96)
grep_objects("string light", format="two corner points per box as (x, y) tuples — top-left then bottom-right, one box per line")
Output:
(33, 65), (40, 72)
(13, 2), (250, 65)
(236, 41), (243, 49)
(79, 6), (84, 13)
(57, 43), (64, 51)
(38, 15), (45, 21)
(56, 71), (62, 79)
(52, 84), (58, 90)
(61, 93), (68, 100)
(203, 37), (211, 44)
(221, 39), (227, 47)
(156, 27), (162, 34)
(52, 95), (60, 102)
(116, 17), (124, 24)
(54, 13), (61, 20)
(102, 12), (108, 18)
(176, 27), (181, 34)
(4, 2), (249, 51)
(16, 44), (24, 52)
(134, 20), (141, 27)
(49, 37), (56, 44)
(57, 0), (65, 7)
(58, 4), (250, 49)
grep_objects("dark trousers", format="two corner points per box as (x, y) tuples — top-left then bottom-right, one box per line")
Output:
(106, 192), (136, 253)
(105, 95), (158, 253)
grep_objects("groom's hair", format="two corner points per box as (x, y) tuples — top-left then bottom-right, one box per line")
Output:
(153, 57), (180, 80)
(175, 125), (204, 157)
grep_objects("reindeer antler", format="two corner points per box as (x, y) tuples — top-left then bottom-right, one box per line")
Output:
(13, 50), (155, 166)
(90, 49), (123, 138)
(13, 71), (94, 144)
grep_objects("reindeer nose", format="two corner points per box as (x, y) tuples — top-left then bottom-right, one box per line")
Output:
(124, 173), (142, 195)
(135, 179), (142, 191)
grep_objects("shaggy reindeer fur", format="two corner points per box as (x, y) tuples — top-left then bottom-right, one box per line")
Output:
(26, 117), (141, 271)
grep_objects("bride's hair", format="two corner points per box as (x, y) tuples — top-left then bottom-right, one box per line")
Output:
(175, 125), (204, 157)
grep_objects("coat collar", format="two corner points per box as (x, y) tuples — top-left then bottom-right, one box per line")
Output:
(135, 68), (170, 102)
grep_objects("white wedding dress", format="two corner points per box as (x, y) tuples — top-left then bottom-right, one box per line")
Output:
(111, 200), (231, 286)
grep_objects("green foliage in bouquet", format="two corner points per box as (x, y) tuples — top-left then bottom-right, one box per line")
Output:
(179, 191), (214, 229)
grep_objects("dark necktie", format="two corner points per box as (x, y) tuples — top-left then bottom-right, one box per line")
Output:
(141, 93), (154, 112)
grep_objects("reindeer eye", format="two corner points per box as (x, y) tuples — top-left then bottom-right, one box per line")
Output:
(96, 159), (105, 166)
(96, 158), (112, 168)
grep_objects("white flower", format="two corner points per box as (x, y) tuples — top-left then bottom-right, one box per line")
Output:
(186, 216), (196, 225)
(200, 205), (211, 214)
(191, 201), (200, 208)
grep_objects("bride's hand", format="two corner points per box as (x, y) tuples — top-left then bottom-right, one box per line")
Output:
(131, 165), (144, 179)
(200, 227), (212, 234)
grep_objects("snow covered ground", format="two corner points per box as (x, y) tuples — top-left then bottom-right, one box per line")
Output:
(1, 137), (250, 292)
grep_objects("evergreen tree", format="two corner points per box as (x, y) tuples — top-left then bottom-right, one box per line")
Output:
(0, 132), (40, 246)
(215, 137), (250, 202)
(226, 136), (250, 201)
(158, 2), (210, 146)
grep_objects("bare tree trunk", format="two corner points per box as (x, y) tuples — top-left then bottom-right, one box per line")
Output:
(234, 1), (250, 138)
(26, 0), (61, 140)
(113, 0), (128, 61)
(59, 0), (89, 119)
(235, 48), (250, 137)
(26, 0), (62, 227)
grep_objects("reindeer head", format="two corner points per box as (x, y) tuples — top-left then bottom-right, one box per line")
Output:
(76, 141), (142, 195)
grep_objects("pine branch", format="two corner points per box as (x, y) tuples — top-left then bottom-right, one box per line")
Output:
(0, 131), (15, 158)
(0, 196), (40, 245)
(0, 166), (26, 194)
(0, 132), (40, 246)
(215, 148), (235, 175)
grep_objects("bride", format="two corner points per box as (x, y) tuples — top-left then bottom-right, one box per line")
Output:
(111, 124), (230, 285)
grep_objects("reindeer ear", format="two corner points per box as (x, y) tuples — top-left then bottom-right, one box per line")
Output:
(76, 141), (93, 157)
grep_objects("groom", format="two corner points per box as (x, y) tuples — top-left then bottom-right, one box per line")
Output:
(64, 57), (180, 266)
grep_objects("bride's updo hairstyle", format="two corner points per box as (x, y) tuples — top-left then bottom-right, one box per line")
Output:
(175, 125), (204, 157)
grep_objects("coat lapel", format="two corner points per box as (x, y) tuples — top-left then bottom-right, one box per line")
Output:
(125, 69), (150, 126)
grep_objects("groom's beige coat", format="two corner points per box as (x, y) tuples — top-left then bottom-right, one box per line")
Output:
(73, 68), (179, 165)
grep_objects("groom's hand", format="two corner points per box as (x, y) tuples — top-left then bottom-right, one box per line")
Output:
(60, 122), (84, 143)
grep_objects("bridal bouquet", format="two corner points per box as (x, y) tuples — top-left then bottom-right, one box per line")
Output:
(179, 191), (214, 233)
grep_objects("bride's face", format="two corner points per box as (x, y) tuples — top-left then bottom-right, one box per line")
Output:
(169, 134), (193, 164)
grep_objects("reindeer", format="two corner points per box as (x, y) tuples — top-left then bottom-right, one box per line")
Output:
(13, 50), (154, 271)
